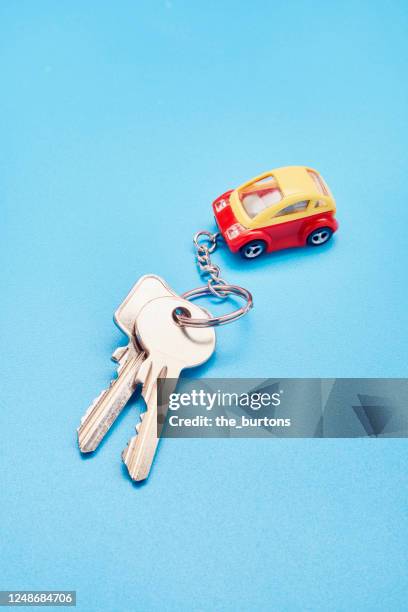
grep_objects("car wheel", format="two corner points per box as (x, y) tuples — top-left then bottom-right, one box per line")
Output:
(240, 240), (267, 259)
(307, 227), (333, 247)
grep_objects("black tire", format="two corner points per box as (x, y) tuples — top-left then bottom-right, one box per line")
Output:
(240, 240), (267, 259)
(307, 227), (333, 247)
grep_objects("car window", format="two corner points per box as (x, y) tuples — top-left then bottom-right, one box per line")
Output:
(307, 170), (328, 195)
(239, 175), (283, 219)
(275, 201), (308, 217)
(314, 199), (327, 208)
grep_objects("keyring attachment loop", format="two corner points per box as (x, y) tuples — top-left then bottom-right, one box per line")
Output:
(193, 230), (218, 254)
(208, 276), (229, 298)
(176, 284), (253, 327)
(188, 228), (253, 325)
(193, 230), (229, 299)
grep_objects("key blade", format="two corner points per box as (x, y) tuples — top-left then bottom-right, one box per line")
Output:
(122, 362), (180, 481)
(122, 407), (158, 481)
(121, 360), (164, 481)
(78, 350), (145, 453)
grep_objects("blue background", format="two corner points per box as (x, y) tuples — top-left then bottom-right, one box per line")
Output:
(1, 1), (408, 610)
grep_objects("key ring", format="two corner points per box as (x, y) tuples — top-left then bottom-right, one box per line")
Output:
(176, 284), (253, 327)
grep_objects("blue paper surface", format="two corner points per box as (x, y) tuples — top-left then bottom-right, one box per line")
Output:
(1, 1), (408, 610)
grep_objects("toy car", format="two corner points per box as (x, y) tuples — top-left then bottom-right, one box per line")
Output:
(213, 166), (338, 259)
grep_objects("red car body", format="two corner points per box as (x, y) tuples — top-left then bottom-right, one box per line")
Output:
(212, 168), (338, 256)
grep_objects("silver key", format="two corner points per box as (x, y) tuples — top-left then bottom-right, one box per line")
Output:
(122, 295), (216, 481)
(77, 275), (179, 453)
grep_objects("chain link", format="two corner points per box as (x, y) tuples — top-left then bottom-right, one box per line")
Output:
(173, 229), (254, 327)
(192, 231), (230, 298)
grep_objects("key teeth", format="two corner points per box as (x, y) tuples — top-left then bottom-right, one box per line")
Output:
(121, 410), (149, 481)
(121, 437), (141, 481)
(111, 346), (128, 363)
(134, 411), (146, 433)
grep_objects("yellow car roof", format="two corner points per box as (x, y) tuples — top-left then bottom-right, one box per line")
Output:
(272, 166), (323, 199)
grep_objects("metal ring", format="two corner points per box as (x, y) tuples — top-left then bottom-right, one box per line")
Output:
(193, 230), (219, 254)
(176, 284), (253, 327)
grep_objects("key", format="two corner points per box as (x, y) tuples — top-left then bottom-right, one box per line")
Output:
(77, 275), (179, 453)
(122, 295), (216, 481)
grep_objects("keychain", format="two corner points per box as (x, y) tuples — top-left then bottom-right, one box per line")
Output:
(77, 166), (338, 482)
